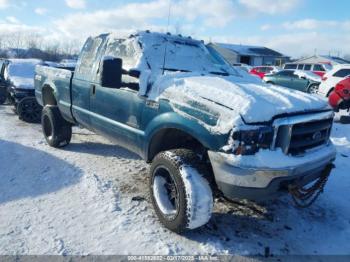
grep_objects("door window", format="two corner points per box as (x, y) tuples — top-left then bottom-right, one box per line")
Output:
(333, 69), (350, 78)
(278, 70), (295, 77)
(297, 64), (304, 69)
(105, 39), (140, 85)
(304, 64), (312, 70)
(313, 64), (325, 71)
(284, 64), (297, 69)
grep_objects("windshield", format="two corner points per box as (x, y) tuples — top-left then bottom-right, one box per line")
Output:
(7, 60), (39, 79)
(139, 33), (236, 75)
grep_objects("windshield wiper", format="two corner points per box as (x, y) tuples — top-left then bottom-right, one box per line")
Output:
(162, 68), (192, 73)
(209, 71), (229, 76)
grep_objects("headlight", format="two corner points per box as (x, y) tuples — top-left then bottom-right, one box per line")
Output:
(232, 126), (274, 155)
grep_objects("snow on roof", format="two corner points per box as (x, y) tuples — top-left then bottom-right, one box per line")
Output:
(214, 43), (286, 57)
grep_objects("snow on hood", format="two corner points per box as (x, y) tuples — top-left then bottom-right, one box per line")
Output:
(6, 59), (42, 90)
(294, 70), (321, 82)
(148, 73), (329, 134)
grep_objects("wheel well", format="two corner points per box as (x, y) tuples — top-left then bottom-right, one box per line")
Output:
(42, 85), (57, 106)
(147, 128), (206, 162)
(326, 87), (334, 97)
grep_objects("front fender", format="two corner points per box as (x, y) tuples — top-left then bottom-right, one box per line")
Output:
(143, 111), (229, 158)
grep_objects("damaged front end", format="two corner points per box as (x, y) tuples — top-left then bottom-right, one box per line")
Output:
(208, 111), (337, 202)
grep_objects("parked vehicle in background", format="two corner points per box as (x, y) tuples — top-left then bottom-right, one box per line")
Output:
(231, 63), (252, 73)
(284, 63), (331, 77)
(250, 66), (281, 79)
(328, 77), (350, 111)
(59, 59), (77, 68)
(0, 59), (43, 123)
(318, 64), (350, 97)
(0, 59), (9, 104)
(263, 69), (321, 93)
(35, 31), (336, 233)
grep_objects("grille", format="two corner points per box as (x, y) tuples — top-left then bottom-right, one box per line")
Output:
(275, 116), (333, 156)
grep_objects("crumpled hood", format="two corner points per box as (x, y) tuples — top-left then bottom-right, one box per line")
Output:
(10, 77), (34, 90)
(149, 72), (329, 134)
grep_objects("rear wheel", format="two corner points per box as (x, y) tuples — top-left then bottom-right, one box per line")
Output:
(307, 84), (319, 94)
(150, 149), (213, 233)
(17, 97), (42, 123)
(0, 87), (7, 105)
(41, 106), (72, 148)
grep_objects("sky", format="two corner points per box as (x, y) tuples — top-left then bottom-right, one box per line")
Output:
(0, 0), (349, 58)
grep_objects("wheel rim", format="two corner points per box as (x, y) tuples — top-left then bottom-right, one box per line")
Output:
(20, 99), (42, 122)
(43, 115), (53, 139)
(152, 166), (180, 220)
(309, 85), (318, 94)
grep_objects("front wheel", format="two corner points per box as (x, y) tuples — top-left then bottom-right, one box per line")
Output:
(17, 97), (42, 123)
(307, 84), (319, 94)
(150, 149), (213, 233)
(41, 106), (72, 148)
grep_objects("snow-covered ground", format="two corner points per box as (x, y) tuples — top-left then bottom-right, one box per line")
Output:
(0, 104), (349, 256)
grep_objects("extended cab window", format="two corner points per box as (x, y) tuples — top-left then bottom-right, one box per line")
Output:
(77, 37), (103, 81)
(333, 69), (350, 78)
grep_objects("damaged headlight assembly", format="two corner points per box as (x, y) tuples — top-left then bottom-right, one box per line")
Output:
(231, 126), (274, 155)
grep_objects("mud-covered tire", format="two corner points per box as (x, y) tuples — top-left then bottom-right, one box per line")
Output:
(0, 87), (7, 105)
(17, 97), (42, 123)
(41, 106), (72, 148)
(150, 149), (213, 233)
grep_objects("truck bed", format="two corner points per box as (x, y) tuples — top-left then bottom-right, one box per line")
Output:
(34, 65), (74, 122)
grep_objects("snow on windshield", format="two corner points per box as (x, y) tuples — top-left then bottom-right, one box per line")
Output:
(137, 33), (233, 75)
(6, 59), (41, 89)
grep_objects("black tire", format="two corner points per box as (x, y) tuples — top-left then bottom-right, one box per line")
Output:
(307, 84), (319, 94)
(0, 87), (6, 105)
(17, 97), (43, 123)
(150, 149), (213, 233)
(266, 81), (275, 85)
(41, 106), (72, 148)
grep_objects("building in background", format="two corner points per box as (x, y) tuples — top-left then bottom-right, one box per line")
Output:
(290, 55), (350, 66)
(208, 43), (289, 67)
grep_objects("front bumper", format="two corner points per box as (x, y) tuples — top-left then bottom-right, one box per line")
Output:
(208, 144), (336, 201)
(8, 87), (35, 104)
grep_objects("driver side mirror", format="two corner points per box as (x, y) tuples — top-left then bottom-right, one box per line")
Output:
(100, 56), (122, 89)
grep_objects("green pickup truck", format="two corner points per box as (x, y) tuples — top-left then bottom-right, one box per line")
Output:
(35, 31), (336, 232)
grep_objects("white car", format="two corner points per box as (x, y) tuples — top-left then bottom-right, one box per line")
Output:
(318, 64), (350, 97)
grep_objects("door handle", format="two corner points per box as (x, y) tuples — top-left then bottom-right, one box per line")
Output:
(91, 84), (96, 96)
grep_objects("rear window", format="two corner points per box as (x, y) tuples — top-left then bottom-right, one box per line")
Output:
(278, 70), (295, 76)
(284, 64), (297, 69)
(333, 69), (350, 78)
(304, 64), (312, 70)
(313, 64), (325, 71)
